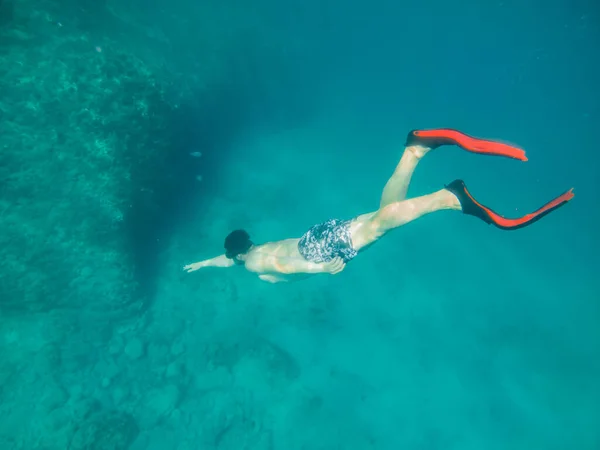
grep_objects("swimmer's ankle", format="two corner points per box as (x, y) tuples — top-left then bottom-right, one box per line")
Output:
(407, 144), (431, 159)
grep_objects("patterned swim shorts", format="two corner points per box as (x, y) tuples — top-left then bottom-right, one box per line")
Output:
(297, 218), (358, 263)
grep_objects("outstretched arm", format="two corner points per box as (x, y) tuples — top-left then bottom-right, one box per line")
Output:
(183, 254), (234, 272)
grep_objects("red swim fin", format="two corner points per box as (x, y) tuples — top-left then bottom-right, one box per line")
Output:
(406, 129), (528, 161)
(444, 179), (575, 230)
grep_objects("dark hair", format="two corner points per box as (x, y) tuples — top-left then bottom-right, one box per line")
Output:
(224, 229), (253, 259)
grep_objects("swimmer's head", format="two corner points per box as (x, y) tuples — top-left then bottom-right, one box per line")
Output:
(224, 229), (253, 263)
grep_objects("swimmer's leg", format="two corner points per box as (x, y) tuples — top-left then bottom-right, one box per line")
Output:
(376, 180), (574, 233)
(379, 129), (528, 209)
(354, 180), (574, 250)
(373, 188), (461, 236)
(444, 180), (575, 230)
(351, 188), (461, 251)
(379, 144), (427, 208)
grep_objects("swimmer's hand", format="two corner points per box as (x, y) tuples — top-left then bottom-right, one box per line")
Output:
(324, 256), (346, 275)
(183, 261), (205, 272)
(184, 255), (235, 272)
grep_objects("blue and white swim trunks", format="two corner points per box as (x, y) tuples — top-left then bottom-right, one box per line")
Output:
(297, 219), (358, 263)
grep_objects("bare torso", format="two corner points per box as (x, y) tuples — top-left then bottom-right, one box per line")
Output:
(241, 214), (378, 283)
(244, 238), (310, 282)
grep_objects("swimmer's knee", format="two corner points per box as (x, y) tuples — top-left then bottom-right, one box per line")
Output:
(372, 204), (397, 229)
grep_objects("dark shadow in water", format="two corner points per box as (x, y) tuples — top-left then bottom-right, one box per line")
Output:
(123, 81), (256, 310)
(0, 0), (14, 26)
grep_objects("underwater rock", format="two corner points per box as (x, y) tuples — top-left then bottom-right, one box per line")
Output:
(165, 361), (181, 378)
(124, 338), (144, 360)
(195, 393), (269, 450)
(111, 386), (128, 405)
(68, 384), (84, 401)
(137, 384), (180, 427)
(251, 337), (301, 380)
(147, 342), (168, 364)
(195, 366), (232, 393)
(68, 410), (139, 450)
(170, 339), (185, 357)
(0, 0), (184, 319)
(109, 335), (124, 355)
(41, 385), (69, 412)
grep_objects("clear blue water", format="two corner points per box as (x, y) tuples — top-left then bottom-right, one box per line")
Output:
(0, 0), (598, 449)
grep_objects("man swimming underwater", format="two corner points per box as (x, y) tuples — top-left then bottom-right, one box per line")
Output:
(183, 129), (574, 283)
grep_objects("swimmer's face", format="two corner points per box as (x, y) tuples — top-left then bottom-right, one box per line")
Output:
(233, 252), (249, 264)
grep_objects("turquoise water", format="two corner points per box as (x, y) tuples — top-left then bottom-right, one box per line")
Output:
(1, 0), (598, 449)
